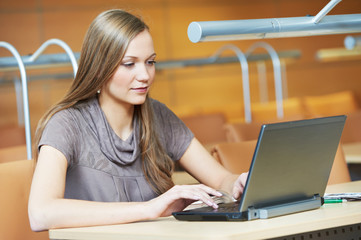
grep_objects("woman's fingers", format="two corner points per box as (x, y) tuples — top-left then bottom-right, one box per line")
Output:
(232, 172), (249, 200)
(169, 184), (222, 208)
(148, 184), (226, 218)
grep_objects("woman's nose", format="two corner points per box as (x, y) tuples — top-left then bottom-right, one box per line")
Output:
(136, 64), (151, 82)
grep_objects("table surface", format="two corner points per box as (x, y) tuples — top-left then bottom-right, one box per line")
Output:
(342, 142), (361, 164)
(49, 181), (361, 240)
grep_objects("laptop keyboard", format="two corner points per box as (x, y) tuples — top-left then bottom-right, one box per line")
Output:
(185, 201), (240, 213)
(216, 202), (240, 212)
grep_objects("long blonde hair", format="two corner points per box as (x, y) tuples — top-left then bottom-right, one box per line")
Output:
(33, 9), (174, 195)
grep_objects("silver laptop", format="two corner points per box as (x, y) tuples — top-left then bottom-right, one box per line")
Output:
(173, 115), (346, 221)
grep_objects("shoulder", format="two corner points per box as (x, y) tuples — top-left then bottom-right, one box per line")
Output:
(148, 98), (191, 135)
(48, 99), (94, 127)
(40, 104), (88, 164)
(48, 108), (79, 130)
(45, 100), (93, 136)
(149, 98), (168, 111)
(148, 98), (194, 160)
(48, 108), (75, 126)
(42, 110), (79, 146)
(149, 98), (177, 119)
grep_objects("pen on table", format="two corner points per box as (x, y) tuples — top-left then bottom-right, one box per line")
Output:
(324, 199), (347, 204)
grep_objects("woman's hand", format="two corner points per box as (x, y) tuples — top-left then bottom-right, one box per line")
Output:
(148, 184), (222, 218)
(232, 172), (249, 200)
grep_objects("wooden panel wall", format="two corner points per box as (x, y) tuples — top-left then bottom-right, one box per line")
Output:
(1, 0), (361, 133)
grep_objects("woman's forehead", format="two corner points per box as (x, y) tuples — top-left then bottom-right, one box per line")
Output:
(123, 30), (155, 58)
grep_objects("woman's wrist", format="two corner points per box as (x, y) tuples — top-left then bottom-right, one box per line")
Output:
(218, 174), (238, 194)
(141, 199), (160, 220)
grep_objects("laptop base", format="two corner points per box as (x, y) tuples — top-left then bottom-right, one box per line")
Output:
(247, 194), (322, 220)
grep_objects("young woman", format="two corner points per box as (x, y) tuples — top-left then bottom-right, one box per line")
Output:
(28, 9), (248, 231)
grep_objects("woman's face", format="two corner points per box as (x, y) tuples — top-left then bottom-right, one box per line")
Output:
(102, 30), (156, 106)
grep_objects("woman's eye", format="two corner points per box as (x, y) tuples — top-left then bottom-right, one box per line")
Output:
(147, 60), (157, 65)
(122, 62), (134, 67)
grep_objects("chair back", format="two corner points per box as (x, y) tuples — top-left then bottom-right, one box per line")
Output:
(224, 116), (309, 143)
(251, 97), (306, 122)
(224, 122), (263, 142)
(341, 109), (361, 144)
(211, 140), (256, 173)
(181, 113), (228, 147)
(0, 145), (27, 164)
(328, 145), (351, 185)
(0, 125), (26, 148)
(0, 159), (48, 240)
(303, 91), (358, 117)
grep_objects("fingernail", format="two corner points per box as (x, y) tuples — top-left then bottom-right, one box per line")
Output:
(207, 200), (215, 206)
(207, 201), (218, 208)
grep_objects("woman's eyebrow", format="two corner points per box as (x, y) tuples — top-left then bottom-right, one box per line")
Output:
(147, 53), (157, 59)
(122, 53), (157, 60)
(125, 53), (157, 57)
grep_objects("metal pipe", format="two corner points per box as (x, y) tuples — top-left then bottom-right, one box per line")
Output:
(0, 42), (32, 160)
(0, 52), (81, 72)
(312, 0), (342, 24)
(155, 50), (300, 70)
(210, 44), (252, 123)
(14, 77), (24, 126)
(256, 61), (268, 103)
(245, 42), (284, 119)
(27, 39), (78, 77)
(0, 50), (300, 71)
(280, 60), (288, 100)
(188, 14), (361, 43)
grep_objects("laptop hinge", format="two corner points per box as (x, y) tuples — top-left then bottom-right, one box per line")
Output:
(247, 194), (322, 220)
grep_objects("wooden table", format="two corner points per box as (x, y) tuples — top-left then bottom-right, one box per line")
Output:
(49, 181), (361, 240)
(342, 142), (361, 164)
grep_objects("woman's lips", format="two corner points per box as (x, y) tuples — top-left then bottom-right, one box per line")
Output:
(131, 87), (148, 93)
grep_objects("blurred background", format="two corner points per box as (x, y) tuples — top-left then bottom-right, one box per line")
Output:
(1, 0), (361, 154)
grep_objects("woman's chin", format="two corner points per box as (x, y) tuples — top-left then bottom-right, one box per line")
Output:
(130, 96), (147, 105)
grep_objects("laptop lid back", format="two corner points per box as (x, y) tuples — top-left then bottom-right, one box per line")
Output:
(239, 115), (346, 212)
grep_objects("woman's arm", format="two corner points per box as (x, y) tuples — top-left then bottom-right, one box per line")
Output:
(28, 145), (221, 231)
(28, 145), (150, 231)
(179, 138), (248, 199)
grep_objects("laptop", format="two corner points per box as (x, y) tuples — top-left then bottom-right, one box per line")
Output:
(173, 115), (346, 221)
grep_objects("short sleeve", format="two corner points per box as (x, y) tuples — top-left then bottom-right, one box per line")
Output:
(151, 99), (194, 161)
(39, 110), (80, 165)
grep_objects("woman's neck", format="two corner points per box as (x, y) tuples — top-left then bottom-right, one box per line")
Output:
(98, 95), (134, 140)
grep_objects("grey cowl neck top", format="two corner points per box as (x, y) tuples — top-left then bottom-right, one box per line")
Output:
(82, 96), (141, 166)
(39, 97), (194, 202)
